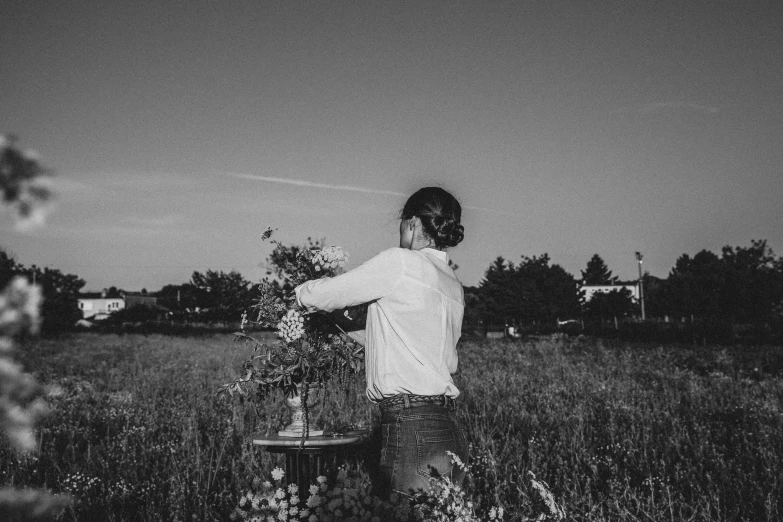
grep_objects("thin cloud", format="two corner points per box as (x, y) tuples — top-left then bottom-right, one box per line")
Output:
(616, 101), (721, 115)
(225, 172), (407, 197)
(224, 172), (514, 216)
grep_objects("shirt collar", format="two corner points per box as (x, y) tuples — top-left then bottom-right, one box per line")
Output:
(421, 247), (450, 264)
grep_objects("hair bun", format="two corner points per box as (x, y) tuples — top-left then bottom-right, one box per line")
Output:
(437, 220), (464, 248)
(401, 186), (465, 249)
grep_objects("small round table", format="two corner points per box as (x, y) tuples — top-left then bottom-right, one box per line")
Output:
(253, 432), (368, 494)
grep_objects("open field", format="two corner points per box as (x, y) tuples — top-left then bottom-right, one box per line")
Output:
(2, 333), (782, 521)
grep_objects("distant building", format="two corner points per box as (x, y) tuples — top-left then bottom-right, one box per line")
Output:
(581, 283), (640, 303)
(77, 290), (160, 320)
(77, 292), (125, 320)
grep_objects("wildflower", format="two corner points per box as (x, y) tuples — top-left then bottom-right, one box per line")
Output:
(277, 310), (305, 343)
(311, 246), (348, 272)
(528, 472), (565, 520)
(241, 311), (249, 331)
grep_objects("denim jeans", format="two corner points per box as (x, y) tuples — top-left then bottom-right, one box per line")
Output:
(377, 399), (469, 498)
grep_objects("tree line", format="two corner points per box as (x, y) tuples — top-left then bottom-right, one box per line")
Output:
(467, 241), (783, 341)
(2, 238), (783, 339)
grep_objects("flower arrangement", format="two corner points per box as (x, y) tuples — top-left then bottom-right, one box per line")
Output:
(229, 451), (535, 521)
(219, 229), (364, 432)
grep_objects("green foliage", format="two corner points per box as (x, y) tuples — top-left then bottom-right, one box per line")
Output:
(663, 240), (783, 327)
(220, 232), (362, 432)
(0, 252), (85, 335)
(265, 235), (325, 293)
(474, 254), (580, 328)
(582, 288), (638, 319)
(189, 269), (254, 323)
(581, 254), (618, 285)
(4, 333), (781, 521)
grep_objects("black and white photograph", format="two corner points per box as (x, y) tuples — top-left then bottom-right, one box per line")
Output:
(2, 1), (782, 520)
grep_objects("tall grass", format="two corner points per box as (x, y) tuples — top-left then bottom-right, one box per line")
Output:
(2, 333), (781, 521)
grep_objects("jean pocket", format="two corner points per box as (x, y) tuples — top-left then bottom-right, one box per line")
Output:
(415, 429), (456, 479)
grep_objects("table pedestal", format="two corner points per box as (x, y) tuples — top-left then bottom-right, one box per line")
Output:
(253, 433), (368, 495)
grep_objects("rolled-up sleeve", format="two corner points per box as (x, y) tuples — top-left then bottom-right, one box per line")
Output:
(295, 248), (405, 312)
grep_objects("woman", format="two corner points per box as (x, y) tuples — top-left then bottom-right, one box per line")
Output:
(294, 186), (469, 498)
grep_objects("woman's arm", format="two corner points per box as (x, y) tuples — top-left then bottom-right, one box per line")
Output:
(296, 248), (405, 312)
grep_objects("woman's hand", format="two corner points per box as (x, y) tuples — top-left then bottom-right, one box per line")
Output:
(346, 329), (366, 347)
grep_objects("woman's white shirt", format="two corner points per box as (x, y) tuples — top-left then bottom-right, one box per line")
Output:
(294, 247), (464, 402)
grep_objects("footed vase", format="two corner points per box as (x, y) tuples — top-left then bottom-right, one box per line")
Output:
(278, 383), (324, 437)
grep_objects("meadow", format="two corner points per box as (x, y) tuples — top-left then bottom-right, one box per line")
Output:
(2, 332), (782, 521)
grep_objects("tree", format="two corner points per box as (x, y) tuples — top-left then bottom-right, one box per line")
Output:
(663, 240), (783, 336)
(189, 269), (254, 322)
(719, 240), (782, 325)
(28, 265), (85, 334)
(666, 249), (724, 320)
(581, 254), (618, 285)
(473, 254), (581, 329)
(0, 254), (86, 335)
(155, 283), (199, 311)
(515, 254), (581, 324)
(474, 257), (516, 329)
(640, 273), (668, 319)
(583, 288), (638, 321)
(0, 250), (20, 289)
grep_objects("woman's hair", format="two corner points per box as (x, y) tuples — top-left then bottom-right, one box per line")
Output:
(401, 187), (464, 248)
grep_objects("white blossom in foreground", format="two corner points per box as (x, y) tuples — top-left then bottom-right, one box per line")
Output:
(277, 310), (305, 343)
(311, 246), (348, 273)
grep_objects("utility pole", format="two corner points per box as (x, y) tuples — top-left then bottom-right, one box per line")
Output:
(635, 252), (646, 320)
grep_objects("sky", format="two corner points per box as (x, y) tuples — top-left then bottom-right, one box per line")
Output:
(2, 0), (782, 291)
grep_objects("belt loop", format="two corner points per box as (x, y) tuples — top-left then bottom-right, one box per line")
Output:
(442, 395), (447, 407)
(403, 394), (410, 409)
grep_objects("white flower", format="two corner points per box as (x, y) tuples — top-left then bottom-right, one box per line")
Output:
(277, 310), (305, 343)
(311, 246), (348, 272)
(271, 467), (285, 481)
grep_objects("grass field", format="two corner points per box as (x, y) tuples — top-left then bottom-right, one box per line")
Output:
(2, 333), (782, 521)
